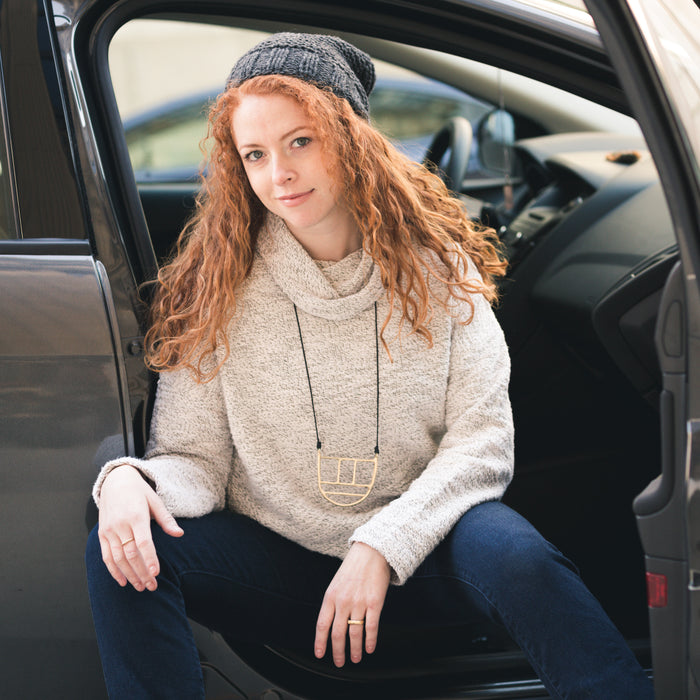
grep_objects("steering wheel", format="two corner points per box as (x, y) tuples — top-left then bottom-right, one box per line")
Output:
(423, 116), (473, 193)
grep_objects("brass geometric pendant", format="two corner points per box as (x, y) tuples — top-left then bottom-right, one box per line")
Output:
(317, 448), (378, 507)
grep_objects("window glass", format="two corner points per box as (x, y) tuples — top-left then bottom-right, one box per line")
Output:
(0, 82), (17, 239)
(0, 1), (17, 239)
(110, 20), (493, 182)
(0, 1), (85, 240)
(0, 57), (17, 239)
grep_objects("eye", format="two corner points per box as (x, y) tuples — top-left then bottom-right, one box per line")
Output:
(293, 136), (311, 148)
(243, 150), (264, 163)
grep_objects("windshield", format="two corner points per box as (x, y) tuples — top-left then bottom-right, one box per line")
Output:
(519, 0), (592, 23)
(482, 0), (594, 29)
(624, 0), (700, 187)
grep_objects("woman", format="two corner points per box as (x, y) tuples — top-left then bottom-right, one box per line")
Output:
(86, 32), (653, 699)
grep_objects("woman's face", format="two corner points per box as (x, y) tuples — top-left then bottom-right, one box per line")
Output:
(231, 92), (360, 260)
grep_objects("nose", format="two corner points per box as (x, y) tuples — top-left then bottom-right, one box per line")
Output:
(272, 154), (295, 186)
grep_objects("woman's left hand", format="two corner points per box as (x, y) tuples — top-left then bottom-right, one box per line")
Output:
(314, 542), (391, 667)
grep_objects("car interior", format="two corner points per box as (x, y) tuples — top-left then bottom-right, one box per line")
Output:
(89, 8), (669, 697)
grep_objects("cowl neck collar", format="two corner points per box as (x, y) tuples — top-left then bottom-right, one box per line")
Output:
(256, 214), (385, 320)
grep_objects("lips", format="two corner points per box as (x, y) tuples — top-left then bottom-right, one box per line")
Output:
(277, 189), (314, 206)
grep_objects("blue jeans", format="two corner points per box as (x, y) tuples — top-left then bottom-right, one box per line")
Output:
(85, 502), (653, 699)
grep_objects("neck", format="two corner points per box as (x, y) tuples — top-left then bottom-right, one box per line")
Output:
(307, 235), (363, 262)
(285, 218), (362, 262)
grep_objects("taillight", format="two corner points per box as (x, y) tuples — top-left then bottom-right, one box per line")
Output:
(646, 572), (668, 608)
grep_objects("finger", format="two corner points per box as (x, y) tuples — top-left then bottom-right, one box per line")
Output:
(126, 526), (161, 592)
(99, 528), (139, 587)
(364, 604), (381, 655)
(330, 604), (349, 667)
(348, 610), (365, 664)
(100, 525), (156, 592)
(148, 491), (184, 538)
(134, 532), (161, 587)
(97, 532), (127, 587)
(107, 533), (145, 591)
(314, 597), (335, 659)
(120, 537), (152, 591)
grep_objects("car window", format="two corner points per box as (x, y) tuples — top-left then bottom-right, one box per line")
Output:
(0, 62), (18, 239)
(0, 3), (86, 241)
(121, 93), (214, 182)
(0, 116), (16, 238)
(110, 20), (493, 183)
(370, 78), (490, 161)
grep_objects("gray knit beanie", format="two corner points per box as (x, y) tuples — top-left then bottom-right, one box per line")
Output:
(226, 33), (376, 118)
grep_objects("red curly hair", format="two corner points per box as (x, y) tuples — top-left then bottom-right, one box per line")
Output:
(145, 74), (507, 381)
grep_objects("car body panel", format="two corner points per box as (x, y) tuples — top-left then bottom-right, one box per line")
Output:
(0, 246), (126, 698)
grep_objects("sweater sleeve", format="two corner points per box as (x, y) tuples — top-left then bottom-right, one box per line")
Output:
(92, 363), (234, 517)
(349, 293), (514, 585)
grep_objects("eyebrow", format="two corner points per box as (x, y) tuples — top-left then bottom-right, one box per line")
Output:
(238, 125), (309, 151)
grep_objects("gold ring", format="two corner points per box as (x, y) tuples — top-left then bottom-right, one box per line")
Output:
(347, 619), (365, 625)
(120, 537), (135, 546)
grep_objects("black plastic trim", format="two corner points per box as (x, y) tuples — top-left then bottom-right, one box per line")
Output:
(90, 0), (624, 108)
(0, 238), (92, 255)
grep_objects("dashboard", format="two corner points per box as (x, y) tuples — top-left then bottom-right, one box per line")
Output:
(490, 131), (676, 402)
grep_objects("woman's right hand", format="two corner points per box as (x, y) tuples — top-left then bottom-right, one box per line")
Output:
(97, 464), (184, 592)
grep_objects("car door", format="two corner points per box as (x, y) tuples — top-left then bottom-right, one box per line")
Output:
(583, 0), (700, 698)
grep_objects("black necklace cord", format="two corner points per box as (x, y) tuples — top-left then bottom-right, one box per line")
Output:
(293, 301), (380, 455)
(293, 304), (322, 450)
(374, 300), (380, 456)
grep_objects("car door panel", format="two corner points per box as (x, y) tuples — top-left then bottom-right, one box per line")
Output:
(585, 1), (700, 698)
(0, 243), (124, 699)
(634, 261), (690, 699)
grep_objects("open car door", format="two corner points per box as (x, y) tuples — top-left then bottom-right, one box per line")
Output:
(585, 1), (700, 697)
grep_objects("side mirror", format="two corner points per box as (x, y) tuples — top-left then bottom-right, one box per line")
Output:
(478, 109), (515, 173)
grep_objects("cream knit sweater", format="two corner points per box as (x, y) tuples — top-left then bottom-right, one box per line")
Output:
(94, 215), (514, 584)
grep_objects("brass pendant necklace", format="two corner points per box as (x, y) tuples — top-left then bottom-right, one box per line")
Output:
(293, 301), (379, 507)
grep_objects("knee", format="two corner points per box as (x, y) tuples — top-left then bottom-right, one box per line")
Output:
(489, 528), (573, 585)
(85, 524), (116, 597)
(448, 503), (577, 585)
(85, 524), (103, 574)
